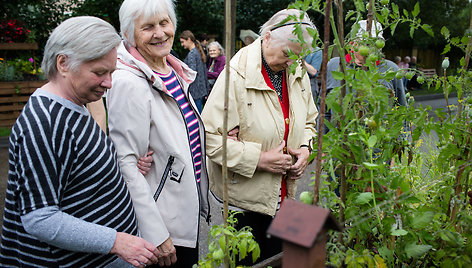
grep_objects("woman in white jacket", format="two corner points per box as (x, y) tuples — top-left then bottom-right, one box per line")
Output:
(106, 0), (209, 266)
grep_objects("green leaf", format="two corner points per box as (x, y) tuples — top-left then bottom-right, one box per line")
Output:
(411, 211), (434, 229)
(441, 26), (450, 39)
(239, 238), (247, 259)
(368, 135), (378, 148)
(390, 21), (399, 36)
(392, 3), (399, 16)
(403, 9), (409, 17)
(391, 229), (408, 236)
(363, 162), (381, 170)
(412, 2), (420, 17)
(218, 235), (226, 250)
(252, 243), (260, 263)
(331, 70), (345, 81)
(405, 243), (432, 258)
(378, 246), (394, 263)
(356, 192), (373, 205)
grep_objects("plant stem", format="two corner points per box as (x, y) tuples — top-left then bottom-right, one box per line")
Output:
(444, 69), (452, 117)
(313, 0), (333, 205)
(369, 147), (382, 228)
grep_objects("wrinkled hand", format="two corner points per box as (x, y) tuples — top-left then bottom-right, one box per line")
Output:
(156, 237), (177, 266)
(137, 151), (154, 176)
(287, 146), (310, 179)
(257, 141), (292, 175)
(110, 232), (159, 268)
(227, 126), (239, 141)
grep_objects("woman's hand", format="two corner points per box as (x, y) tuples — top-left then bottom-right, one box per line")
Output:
(156, 237), (177, 266)
(287, 146), (310, 179)
(137, 151), (154, 176)
(227, 126), (239, 141)
(110, 232), (159, 268)
(257, 141), (292, 175)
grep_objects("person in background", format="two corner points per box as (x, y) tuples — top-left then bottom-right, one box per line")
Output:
(325, 20), (406, 131)
(399, 56), (410, 69)
(206, 41), (226, 91)
(409, 56), (417, 69)
(106, 0), (210, 267)
(327, 20), (406, 106)
(398, 56), (410, 89)
(202, 9), (318, 265)
(0, 16), (159, 268)
(303, 48), (322, 106)
(180, 30), (209, 113)
(407, 56), (422, 91)
(198, 32), (210, 61)
(239, 29), (260, 46)
(394, 55), (401, 67)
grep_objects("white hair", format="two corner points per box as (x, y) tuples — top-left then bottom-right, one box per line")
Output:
(259, 9), (316, 47)
(355, 20), (384, 39)
(119, 0), (177, 46)
(208, 41), (224, 55)
(41, 16), (121, 79)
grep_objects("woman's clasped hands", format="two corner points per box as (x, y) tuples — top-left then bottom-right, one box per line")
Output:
(257, 140), (310, 178)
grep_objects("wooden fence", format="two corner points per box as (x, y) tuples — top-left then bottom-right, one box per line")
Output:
(0, 81), (46, 128)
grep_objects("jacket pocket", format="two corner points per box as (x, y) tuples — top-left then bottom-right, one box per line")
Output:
(153, 155), (185, 201)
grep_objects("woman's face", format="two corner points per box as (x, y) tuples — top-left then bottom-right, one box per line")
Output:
(208, 46), (221, 59)
(179, 38), (193, 50)
(263, 33), (301, 73)
(63, 48), (117, 105)
(133, 13), (175, 61)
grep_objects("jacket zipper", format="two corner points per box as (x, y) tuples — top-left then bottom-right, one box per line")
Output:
(155, 83), (211, 224)
(153, 155), (174, 201)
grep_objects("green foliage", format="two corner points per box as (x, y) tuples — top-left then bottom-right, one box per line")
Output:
(287, 0), (472, 267)
(195, 211), (260, 268)
(0, 60), (22, 82)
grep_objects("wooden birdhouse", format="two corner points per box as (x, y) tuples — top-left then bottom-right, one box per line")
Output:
(267, 199), (342, 268)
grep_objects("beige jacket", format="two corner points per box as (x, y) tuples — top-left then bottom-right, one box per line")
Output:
(201, 39), (318, 216)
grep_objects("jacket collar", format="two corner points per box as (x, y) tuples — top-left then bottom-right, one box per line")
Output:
(236, 37), (305, 91)
(116, 41), (196, 92)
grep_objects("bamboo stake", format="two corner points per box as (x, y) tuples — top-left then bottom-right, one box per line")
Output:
(222, 0), (234, 226)
(313, 0), (332, 205)
(223, 1), (234, 267)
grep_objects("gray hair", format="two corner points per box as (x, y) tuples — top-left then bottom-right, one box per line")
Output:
(41, 16), (121, 80)
(259, 9), (315, 47)
(119, 0), (177, 46)
(208, 41), (225, 55)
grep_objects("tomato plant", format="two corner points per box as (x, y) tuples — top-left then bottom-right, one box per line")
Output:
(196, 211), (260, 268)
(287, 0), (472, 267)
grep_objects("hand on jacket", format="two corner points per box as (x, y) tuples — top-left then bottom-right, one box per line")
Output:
(110, 232), (159, 268)
(257, 141), (292, 175)
(137, 151), (154, 176)
(156, 237), (177, 266)
(227, 126), (239, 141)
(287, 146), (310, 179)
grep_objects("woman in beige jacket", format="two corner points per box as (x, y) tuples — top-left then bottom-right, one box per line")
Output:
(201, 9), (318, 265)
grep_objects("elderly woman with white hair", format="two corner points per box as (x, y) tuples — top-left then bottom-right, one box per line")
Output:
(106, 0), (210, 266)
(206, 41), (226, 90)
(0, 16), (160, 268)
(201, 9), (318, 264)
